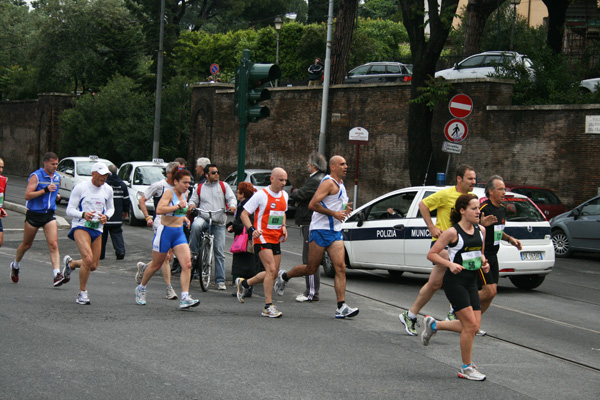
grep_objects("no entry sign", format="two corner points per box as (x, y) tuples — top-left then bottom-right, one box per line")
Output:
(444, 119), (468, 143)
(448, 94), (473, 119)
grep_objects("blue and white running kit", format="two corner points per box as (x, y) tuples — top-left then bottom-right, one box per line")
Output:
(309, 175), (348, 247)
(152, 188), (188, 253)
(66, 180), (114, 241)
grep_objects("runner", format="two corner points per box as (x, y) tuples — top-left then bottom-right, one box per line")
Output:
(0, 158), (7, 249)
(62, 162), (114, 304)
(10, 152), (63, 286)
(421, 193), (490, 381)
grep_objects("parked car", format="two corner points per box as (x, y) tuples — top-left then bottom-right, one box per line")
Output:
(322, 186), (554, 290)
(435, 51), (534, 80)
(223, 169), (295, 213)
(504, 185), (568, 220)
(344, 62), (412, 84)
(56, 155), (115, 202)
(550, 195), (600, 257)
(580, 77), (600, 93)
(117, 160), (168, 226)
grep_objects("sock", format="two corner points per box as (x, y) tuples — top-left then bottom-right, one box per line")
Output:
(140, 284), (146, 290)
(53, 269), (59, 277)
(181, 291), (189, 299)
(13, 260), (20, 269)
(462, 363), (473, 369)
(265, 302), (272, 309)
(432, 321), (437, 332)
(337, 301), (344, 309)
(282, 272), (289, 281)
(407, 310), (417, 320)
(241, 279), (249, 289)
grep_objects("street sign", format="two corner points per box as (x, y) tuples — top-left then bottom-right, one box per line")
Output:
(349, 127), (369, 145)
(210, 63), (220, 75)
(442, 141), (463, 154)
(449, 94), (473, 119)
(444, 119), (468, 143)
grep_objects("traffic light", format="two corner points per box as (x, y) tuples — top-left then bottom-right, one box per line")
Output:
(234, 49), (281, 125)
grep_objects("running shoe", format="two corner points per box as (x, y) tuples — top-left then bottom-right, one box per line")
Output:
(476, 329), (487, 336)
(165, 285), (178, 300)
(62, 255), (72, 284)
(217, 282), (226, 290)
(262, 304), (282, 318)
(446, 310), (458, 321)
(179, 296), (200, 309)
(135, 262), (147, 285)
(295, 294), (310, 302)
(273, 269), (288, 296)
(135, 286), (146, 305)
(53, 272), (65, 287)
(399, 311), (418, 336)
(10, 262), (19, 283)
(458, 365), (486, 381)
(76, 290), (91, 305)
(421, 315), (437, 346)
(335, 303), (359, 319)
(236, 278), (248, 303)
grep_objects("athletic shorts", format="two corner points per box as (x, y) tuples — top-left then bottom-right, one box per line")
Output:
(443, 269), (481, 312)
(478, 253), (499, 288)
(254, 242), (281, 256)
(309, 229), (343, 248)
(25, 210), (56, 228)
(153, 225), (187, 253)
(68, 226), (102, 242)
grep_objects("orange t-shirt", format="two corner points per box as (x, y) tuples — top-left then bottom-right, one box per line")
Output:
(243, 188), (288, 244)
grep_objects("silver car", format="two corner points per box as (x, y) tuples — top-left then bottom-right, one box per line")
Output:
(550, 195), (600, 257)
(223, 168), (295, 213)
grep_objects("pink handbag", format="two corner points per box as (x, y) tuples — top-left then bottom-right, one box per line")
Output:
(230, 227), (252, 253)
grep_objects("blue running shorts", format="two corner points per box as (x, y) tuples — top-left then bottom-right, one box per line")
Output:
(309, 229), (343, 248)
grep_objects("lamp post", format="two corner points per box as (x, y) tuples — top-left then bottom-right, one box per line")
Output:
(510, 0), (521, 51)
(274, 15), (283, 87)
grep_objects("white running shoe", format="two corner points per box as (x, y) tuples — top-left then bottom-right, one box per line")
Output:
(165, 285), (178, 300)
(76, 290), (91, 305)
(335, 303), (359, 319)
(273, 269), (288, 296)
(180, 296), (200, 309)
(135, 285), (146, 305)
(217, 282), (226, 290)
(135, 262), (147, 285)
(236, 278), (248, 303)
(420, 315), (437, 346)
(262, 304), (282, 318)
(458, 365), (486, 381)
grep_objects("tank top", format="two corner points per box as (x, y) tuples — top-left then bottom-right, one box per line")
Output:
(447, 223), (484, 271)
(309, 175), (348, 232)
(253, 188), (287, 244)
(25, 168), (61, 212)
(164, 188), (188, 217)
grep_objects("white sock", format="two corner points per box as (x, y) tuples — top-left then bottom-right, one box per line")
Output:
(53, 269), (60, 277)
(449, 306), (455, 314)
(181, 291), (189, 299)
(139, 284), (146, 290)
(13, 260), (20, 269)
(408, 310), (417, 320)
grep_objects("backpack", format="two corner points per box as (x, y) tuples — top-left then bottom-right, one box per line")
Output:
(196, 181), (228, 209)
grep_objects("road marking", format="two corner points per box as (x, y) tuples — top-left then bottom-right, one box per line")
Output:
(493, 303), (600, 334)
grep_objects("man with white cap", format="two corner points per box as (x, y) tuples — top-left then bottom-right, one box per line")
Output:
(63, 162), (115, 305)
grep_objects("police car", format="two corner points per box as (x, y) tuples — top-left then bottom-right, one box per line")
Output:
(56, 155), (115, 202)
(117, 159), (168, 225)
(323, 186), (555, 290)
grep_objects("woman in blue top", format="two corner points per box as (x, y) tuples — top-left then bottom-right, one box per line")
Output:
(135, 169), (199, 309)
(422, 193), (490, 381)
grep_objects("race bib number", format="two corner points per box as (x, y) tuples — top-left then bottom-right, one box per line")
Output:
(85, 220), (100, 229)
(174, 206), (187, 216)
(267, 211), (285, 229)
(461, 251), (482, 271)
(493, 224), (505, 246)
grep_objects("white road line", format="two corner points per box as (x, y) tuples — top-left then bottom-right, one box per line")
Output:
(493, 303), (600, 334)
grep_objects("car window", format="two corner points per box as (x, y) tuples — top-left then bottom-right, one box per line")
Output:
(348, 65), (369, 76)
(370, 65), (386, 75)
(580, 198), (600, 216)
(504, 198), (545, 222)
(511, 189), (561, 206)
(57, 160), (71, 173)
(365, 192), (417, 221)
(118, 164), (131, 182)
(417, 191), (438, 218)
(224, 172), (237, 186)
(76, 161), (98, 176)
(458, 55), (485, 68)
(133, 166), (165, 185)
(252, 173), (271, 186)
(387, 65), (401, 73)
(483, 55), (503, 67)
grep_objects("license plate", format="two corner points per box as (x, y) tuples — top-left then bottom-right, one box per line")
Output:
(521, 252), (542, 261)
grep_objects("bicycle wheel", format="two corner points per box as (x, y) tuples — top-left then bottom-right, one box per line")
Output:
(199, 237), (213, 292)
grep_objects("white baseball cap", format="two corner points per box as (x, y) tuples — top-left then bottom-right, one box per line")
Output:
(91, 162), (111, 175)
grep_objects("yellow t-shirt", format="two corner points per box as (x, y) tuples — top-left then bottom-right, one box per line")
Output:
(422, 186), (473, 240)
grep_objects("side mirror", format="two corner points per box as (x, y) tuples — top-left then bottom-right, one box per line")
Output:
(65, 168), (74, 176)
(357, 211), (365, 227)
(571, 208), (581, 219)
(454, 63), (459, 69)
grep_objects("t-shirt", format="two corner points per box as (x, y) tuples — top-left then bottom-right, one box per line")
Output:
(479, 199), (506, 256)
(243, 187), (288, 245)
(66, 180), (114, 232)
(422, 186), (473, 240)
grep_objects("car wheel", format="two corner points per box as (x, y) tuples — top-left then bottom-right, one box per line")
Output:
(508, 275), (546, 290)
(388, 270), (404, 279)
(551, 229), (572, 258)
(322, 251), (335, 278)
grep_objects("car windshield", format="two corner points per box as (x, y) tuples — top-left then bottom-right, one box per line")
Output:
(133, 166), (166, 185)
(504, 198), (546, 222)
(251, 173), (272, 187)
(77, 161), (104, 176)
(510, 188), (561, 206)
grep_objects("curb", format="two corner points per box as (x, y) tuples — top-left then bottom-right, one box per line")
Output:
(3, 201), (70, 228)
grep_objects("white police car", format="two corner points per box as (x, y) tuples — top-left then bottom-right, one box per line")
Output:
(117, 159), (168, 225)
(56, 155), (115, 202)
(322, 186), (554, 290)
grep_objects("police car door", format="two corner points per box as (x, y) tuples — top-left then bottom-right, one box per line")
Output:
(343, 190), (417, 267)
(403, 189), (438, 269)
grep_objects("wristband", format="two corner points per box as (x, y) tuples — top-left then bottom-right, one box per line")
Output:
(282, 224), (287, 228)
(145, 215), (153, 221)
(248, 226), (256, 234)
(44, 186), (50, 193)
(82, 212), (85, 219)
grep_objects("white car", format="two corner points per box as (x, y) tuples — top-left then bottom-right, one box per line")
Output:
(580, 77), (600, 93)
(322, 186), (555, 290)
(435, 51), (534, 80)
(117, 160), (168, 226)
(56, 155), (115, 202)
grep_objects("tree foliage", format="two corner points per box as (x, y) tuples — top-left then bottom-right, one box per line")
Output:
(359, 0), (402, 21)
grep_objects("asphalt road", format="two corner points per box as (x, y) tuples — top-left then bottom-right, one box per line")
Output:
(1, 175), (599, 399)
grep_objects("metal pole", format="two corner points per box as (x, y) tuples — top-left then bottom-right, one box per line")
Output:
(152, 0), (165, 159)
(497, 0), (501, 51)
(353, 144), (360, 208)
(275, 31), (280, 88)
(318, 0), (334, 156)
(445, 153), (452, 180)
(510, 3), (517, 50)
(237, 50), (250, 184)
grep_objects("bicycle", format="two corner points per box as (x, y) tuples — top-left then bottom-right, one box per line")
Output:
(190, 207), (225, 292)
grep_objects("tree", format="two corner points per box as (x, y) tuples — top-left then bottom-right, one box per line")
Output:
(462, 0), (508, 57)
(359, 0), (402, 21)
(308, 0), (334, 24)
(542, 0), (571, 54)
(330, 0), (359, 84)
(399, 0), (460, 185)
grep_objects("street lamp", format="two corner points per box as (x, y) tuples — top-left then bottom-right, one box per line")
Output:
(274, 15), (283, 87)
(510, 0), (521, 51)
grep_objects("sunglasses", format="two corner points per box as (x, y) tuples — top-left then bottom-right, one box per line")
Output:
(210, 171), (219, 175)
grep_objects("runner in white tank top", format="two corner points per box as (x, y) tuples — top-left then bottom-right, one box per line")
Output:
(309, 175), (348, 232)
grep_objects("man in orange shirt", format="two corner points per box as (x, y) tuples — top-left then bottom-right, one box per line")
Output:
(236, 167), (289, 318)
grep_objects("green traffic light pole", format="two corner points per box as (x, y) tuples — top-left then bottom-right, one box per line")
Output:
(236, 50), (251, 184)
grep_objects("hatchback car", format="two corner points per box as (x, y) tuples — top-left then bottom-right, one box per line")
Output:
(435, 51), (534, 80)
(344, 62), (413, 84)
(117, 160), (168, 225)
(550, 195), (600, 257)
(223, 169), (295, 213)
(504, 185), (567, 220)
(56, 155), (115, 202)
(322, 186), (554, 290)
(580, 78), (600, 93)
